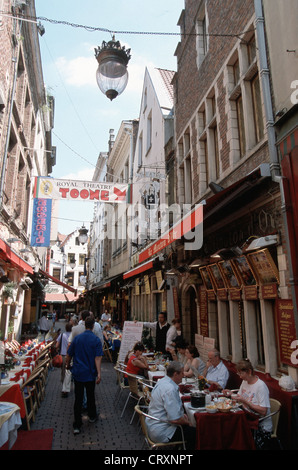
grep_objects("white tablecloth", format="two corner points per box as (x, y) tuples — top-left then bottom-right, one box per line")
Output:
(148, 370), (166, 386)
(0, 402), (22, 449)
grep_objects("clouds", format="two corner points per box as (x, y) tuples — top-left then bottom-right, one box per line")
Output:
(54, 46), (154, 100)
(55, 55), (97, 88)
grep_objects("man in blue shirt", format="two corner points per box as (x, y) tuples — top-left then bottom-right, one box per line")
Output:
(66, 316), (103, 434)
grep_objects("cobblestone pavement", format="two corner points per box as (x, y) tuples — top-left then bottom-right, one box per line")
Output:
(30, 322), (144, 451)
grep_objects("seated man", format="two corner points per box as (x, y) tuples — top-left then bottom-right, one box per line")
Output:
(202, 348), (229, 391)
(146, 361), (196, 449)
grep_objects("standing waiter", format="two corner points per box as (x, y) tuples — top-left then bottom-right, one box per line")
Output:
(142, 312), (170, 354)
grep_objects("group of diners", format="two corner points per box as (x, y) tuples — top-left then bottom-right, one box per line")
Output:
(126, 312), (273, 451)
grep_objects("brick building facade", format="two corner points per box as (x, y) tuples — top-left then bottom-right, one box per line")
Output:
(0, 0), (54, 340)
(168, 0), (297, 386)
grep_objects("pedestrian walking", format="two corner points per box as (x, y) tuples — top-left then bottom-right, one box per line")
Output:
(55, 322), (72, 397)
(66, 316), (103, 435)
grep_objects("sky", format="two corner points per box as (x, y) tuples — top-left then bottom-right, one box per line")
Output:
(35, 0), (184, 235)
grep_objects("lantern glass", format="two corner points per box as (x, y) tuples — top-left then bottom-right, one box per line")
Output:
(96, 60), (128, 100)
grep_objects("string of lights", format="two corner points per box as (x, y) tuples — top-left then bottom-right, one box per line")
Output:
(1, 11), (255, 39)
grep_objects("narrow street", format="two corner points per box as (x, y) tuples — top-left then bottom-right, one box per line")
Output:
(30, 321), (144, 451)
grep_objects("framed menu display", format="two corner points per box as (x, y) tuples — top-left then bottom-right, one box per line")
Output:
(246, 249), (279, 284)
(218, 260), (241, 288)
(232, 255), (258, 299)
(207, 264), (226, 290)
(231, 256), (257, 286)
(199, 266), (214, 291)
(219, 259), (241, 300)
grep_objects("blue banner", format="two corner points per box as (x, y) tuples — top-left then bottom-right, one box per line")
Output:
(31, 198), (52, 247)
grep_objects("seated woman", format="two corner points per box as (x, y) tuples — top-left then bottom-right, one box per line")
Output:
(184, 345), (205, 378)
(126, 342), (149, 395)
(103, 325), (113, 346)
(223, 358), (272, 449)
(170, 339), (188, 365)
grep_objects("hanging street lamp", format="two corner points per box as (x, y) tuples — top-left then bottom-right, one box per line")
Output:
(95, 36), (131, 101)
(78, 225), (89, 245)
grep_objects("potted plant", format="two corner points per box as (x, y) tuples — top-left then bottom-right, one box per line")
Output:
(2, 282), (17, 304)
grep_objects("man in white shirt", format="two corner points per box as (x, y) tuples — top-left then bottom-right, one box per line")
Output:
(142, 312), (170, 354)
(101, 310), (111, 328)
(68, 310), (104, 347)
(203, 348), (229, 391)
(39, 313), (51, 336)
(146, 361), (196, 449)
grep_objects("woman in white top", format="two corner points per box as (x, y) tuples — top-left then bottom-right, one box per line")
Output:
(224, 358), (272, 449)
(184, 345), (205, 378)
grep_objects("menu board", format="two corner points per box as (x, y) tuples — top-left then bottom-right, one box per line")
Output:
(135, 278), (139, 295)
(207, 264), (226, 290)
(199, 267), (214, 291)
(118, 321), (143, 363)
(199, 288), (209, 336)
(231, 256), (257, 286)
(247, 249), (279, 284)
(219, 260), (241, 288)
(144, 275), (151, 294)
(276, 300), (297, 367)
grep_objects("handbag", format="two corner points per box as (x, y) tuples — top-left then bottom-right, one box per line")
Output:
(52, 354), (63, 368)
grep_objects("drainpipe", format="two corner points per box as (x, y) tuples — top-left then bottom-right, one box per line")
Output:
(254, 0), (298, 330)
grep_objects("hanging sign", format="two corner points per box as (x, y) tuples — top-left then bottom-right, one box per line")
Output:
(31, 198), (52, 247)
(34, 177), (128, 203)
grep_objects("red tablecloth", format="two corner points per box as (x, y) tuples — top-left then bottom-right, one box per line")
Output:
(0, 384), (25, 418)
(194, 410), (257, 450)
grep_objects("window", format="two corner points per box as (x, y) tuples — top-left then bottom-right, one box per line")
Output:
(251, 74), (264, 143)
(143, 88), (147, 112)
(178, 130), (193, 205)
(196, 8), (209, 67)
(146, 113), (152, 153)
(236, 95), (246, 157)
(138, 133), (143, 168)
(227, 32), (264, 162)
(66, 272), (74, 286)
(52, 268), (61, 280)
(79, 254), (85, 265)
(67, 253), (75, 264)
(247, 36), (256, 65)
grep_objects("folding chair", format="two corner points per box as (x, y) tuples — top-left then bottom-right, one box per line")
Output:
(21, 376), (38, 430)
(134, 405), (186, 450)
(258, 398), (282, 449)
(120, 372), (144, 424)
(103, 341), (113, 362)
(114, 363), (129, 405)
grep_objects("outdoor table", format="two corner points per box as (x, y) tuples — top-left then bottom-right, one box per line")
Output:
(0, 402), (22, 449)
(148, 366), (166, 386)
(0, 383), (26, 418)
(190, 406), (258, 450)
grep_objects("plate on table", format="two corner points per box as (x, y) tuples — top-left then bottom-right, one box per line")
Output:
(206, 404), (218, 413)
(187, 404), (206, 411)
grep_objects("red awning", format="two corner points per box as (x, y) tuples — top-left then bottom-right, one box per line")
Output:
(123, 258), (155, 280)
(137, 164), (271, 264)
(44, 292), (79, 303)
(138, 204), (203, 264)
(39, 269), (77, 294)
(0, 239), (33, 274)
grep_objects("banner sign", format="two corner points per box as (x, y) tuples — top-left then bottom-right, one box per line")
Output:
(31, 198), (52, 247)
(34, 177), (128, 203)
